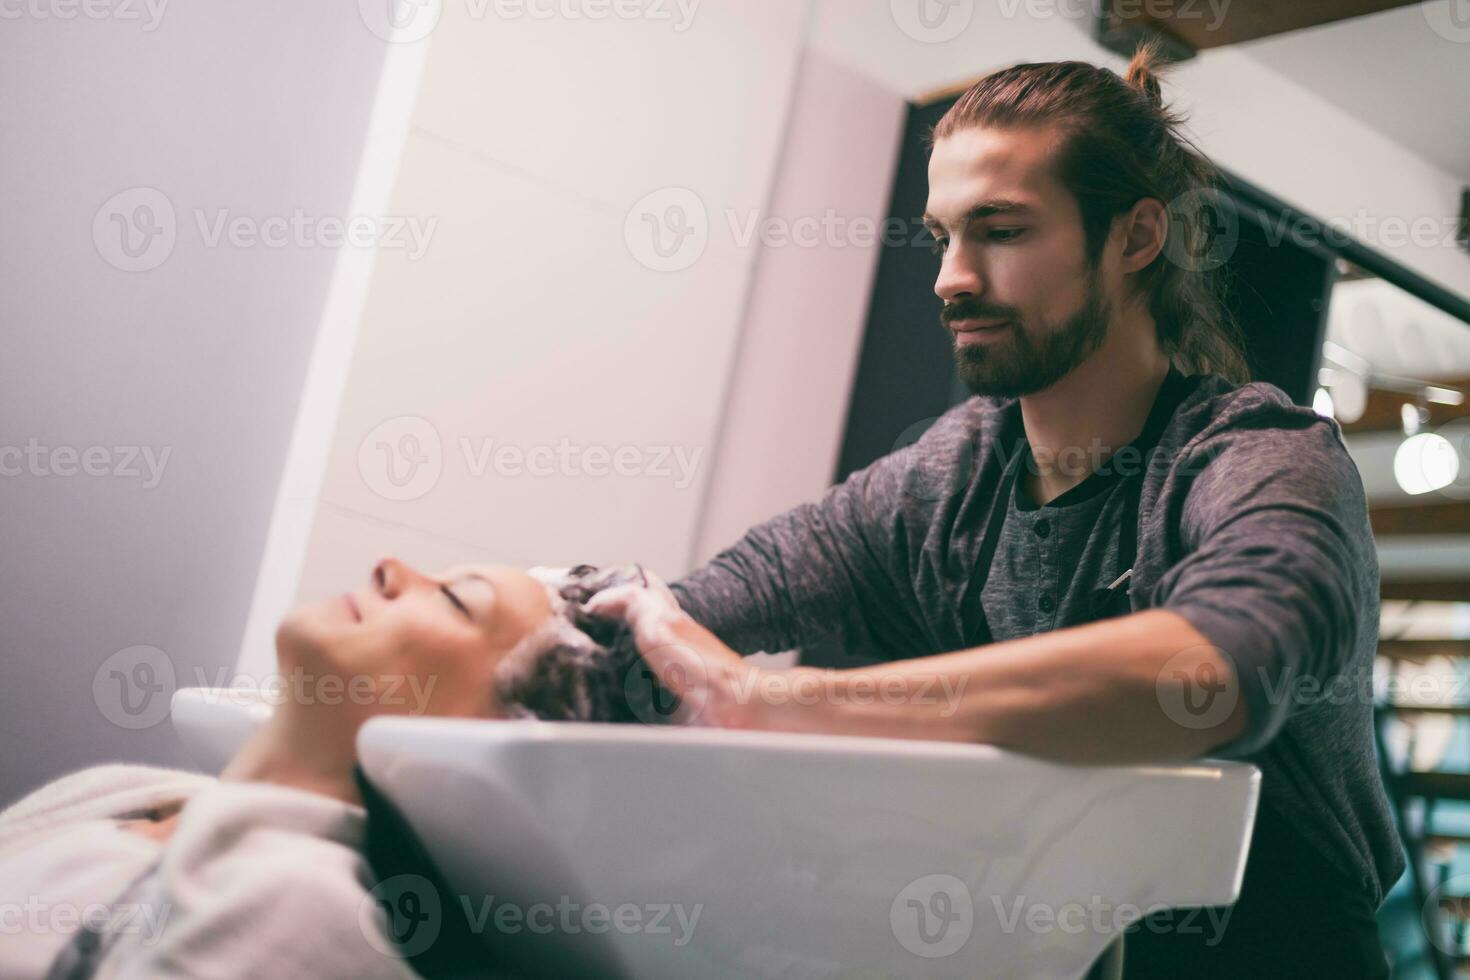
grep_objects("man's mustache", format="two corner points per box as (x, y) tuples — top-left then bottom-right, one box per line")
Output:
(940, 302), (1015, 325)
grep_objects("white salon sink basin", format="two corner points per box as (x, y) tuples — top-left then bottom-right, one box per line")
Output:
(172, 688), (1260, 978)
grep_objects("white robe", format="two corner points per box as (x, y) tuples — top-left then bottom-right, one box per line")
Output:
(0, 764), (421, 980)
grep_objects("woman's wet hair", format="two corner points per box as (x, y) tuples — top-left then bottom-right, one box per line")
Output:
(493, 563), (681, 726)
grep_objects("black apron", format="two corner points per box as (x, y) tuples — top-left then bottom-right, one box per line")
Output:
(962, 366), (1199, 649)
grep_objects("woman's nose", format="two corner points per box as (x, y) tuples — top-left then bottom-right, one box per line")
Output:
(373, 556), (428, 599)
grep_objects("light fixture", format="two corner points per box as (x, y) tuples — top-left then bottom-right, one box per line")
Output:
(1318, 343), (1370, 423)
(1402, 401), (1426, 437)
(1395, 433), (1460, 495)
(1393, 396), (1459, 495)
(1318, 341), (1463, 427)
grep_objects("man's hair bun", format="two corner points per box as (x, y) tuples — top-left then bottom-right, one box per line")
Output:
(1125, 37), (1168, 110)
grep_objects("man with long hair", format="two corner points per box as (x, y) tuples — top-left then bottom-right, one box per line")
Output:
(598, 40), (1403, 977)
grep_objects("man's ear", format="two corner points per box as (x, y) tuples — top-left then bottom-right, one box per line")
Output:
(1119, 197), (1168, 275)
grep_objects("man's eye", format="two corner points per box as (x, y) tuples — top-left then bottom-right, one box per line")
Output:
(441, 584), (472, 619)
(989, 228), (1026, 242)
(929, 237), (948, 256)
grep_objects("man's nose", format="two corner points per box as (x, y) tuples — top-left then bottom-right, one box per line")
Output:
(934, 249), (983, 304)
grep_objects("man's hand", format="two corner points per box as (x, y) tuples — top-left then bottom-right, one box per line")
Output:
(583, 570), (757, 729)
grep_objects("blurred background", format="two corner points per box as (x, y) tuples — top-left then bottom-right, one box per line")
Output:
(2, 2), (1469, 973)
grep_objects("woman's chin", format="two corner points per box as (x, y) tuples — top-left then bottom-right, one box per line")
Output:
(273, 606), (341, 672)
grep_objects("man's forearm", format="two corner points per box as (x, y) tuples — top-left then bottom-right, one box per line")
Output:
(730, 609), (1249, 764)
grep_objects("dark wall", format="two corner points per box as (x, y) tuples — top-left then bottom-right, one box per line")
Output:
(831, 99), (957, 486)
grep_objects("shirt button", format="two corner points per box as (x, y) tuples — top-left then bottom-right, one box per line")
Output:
(1034, 519), (1051, 538)
(1039, 595), (1055, 614)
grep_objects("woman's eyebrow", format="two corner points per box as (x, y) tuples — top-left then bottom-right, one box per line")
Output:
(438, 567), (496, 588)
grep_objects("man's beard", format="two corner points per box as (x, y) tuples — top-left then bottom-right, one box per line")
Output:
(948, 272), (1112, 399)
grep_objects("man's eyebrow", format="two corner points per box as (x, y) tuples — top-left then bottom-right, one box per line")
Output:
(922, 200), (1035, 230)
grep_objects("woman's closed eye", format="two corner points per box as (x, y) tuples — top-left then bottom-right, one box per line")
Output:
(441, 584), (472, 620)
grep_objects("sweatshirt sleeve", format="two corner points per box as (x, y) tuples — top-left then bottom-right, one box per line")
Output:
(1150, 409), (1378, 758)
(92, 780), (420, 980)
(669, 439), (924, 657)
